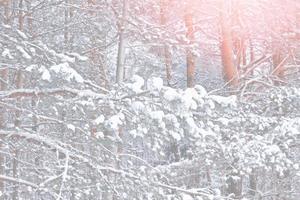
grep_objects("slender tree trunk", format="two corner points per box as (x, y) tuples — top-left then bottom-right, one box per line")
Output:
(297, 6), (300, 40)
(114, 127), (123, 200)
(18, 0), (24, 31)
(249, 38), (255, 63)
(116, 0), (127, 83)
(89, 40), (109, 87)
(3, 0), (10, 24)
(272, 40), (285, 79)
(232, 0), (244, 70)
(295, 0), (300, 69)
(184, 3), (196, 88)
(11, 151), (19, 200)
(219, 0), (239, 86)
(12, 71), (23, 200)
(206, 166), (212, 187)
(160, 0), (172, 85)
(12, 2), (25, 198)
(64, 0), (74, 50)
(64, 0), (69, 48)
(0, 71), (7, 199)
(69, 0), (74, 50)
(26, 1), (33, 35)
(249, 169), (257, 197)
(0, 1), (10, 195)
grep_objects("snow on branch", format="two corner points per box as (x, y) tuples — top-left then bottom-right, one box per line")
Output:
(0, 175), (38, 188)
(0, 88), (106, 100)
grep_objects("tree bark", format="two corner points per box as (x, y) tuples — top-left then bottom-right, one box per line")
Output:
(184, 3), (196, 88)
(272, 43), (285, 78)
(0, 67), (8, 197)
(0, 1), (10, 195)
(3, 0), (10, 24)
(11, 69), (23, 200)
(116, 0), (128, 83)
(249, 169), (257, 197)
(11, 151), (19, 200)
(160, 0), (172, 86)
(18, 0), (24, 31)
(12, 3), (25, 198)
(64, 0), (70, 49)
(219, 0), (239, 86)
(295, 0), (300, 39)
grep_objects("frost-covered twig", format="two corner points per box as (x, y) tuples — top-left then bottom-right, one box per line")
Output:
(0, 175), (38, 188)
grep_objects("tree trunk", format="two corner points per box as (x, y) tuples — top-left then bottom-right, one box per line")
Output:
(0, 70), (7, 199)
(295, 0), (300, 70)
(11, 151), (19, 200)
(116, 0), (128, 83)
(219, 0), (239, 86)
(226, 171), (242, 198)
(232, 0), (245, 70)
(295, 0), (300, 39)
(12, 3), (25, 198)
(0, 1), (10, 195)
(249, 38), (255, 63)
(184, 3), (196, 88)
(18, 0), (24, 31)
(11, 71), (23, 200)
(64, 0), (70, 49)
(25, 1), (33, 35)
(249, 169), (257, 197)
(160, 0), (172, 85)
(272, 40), (286, 79)
(3, 0), (10, 24)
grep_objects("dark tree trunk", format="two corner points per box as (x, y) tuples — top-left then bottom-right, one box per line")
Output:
(116, 0), (128, 83)
(160, 0), (172, 85)
(219, 1), (239, 86)
(184, 5), (196, 88)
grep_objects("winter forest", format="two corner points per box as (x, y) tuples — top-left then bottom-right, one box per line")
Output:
(0, 0), (300, 199)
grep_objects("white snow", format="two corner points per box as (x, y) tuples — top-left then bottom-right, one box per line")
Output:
(16, 30), (28, 39)
(26, 64), (38, 72)
(50, 62), (84, 83)
(2, 48), (13, 59)
(67, 124), (76, 132)
(25, 65), (51, 81)
(218, 117), (229, 126)
(39, 66), (51, 81)
(107, 113), (125, 130)
(169, 131), (181, 141)
(147, 77), (164, 92)
(210, 95), (237, 107)
(94, 131), (104, 139)
(180, 194), (194, 200)
(29, 47), (36, 55)
(129, 130), (138, 138)
(163, 88), (179, 101)
(16, 46), (31, 60)
(57, 53), (76, 63)
(67, 52), (89, 61)
(93, 115), (105, 125)
(150, 110), (164, 122)
(194, 85), (207, 97)
(129, 75), (145, 93)
(265, 145), (281, 155)
(131, 101), (145, 113)
(186, 117), (198, 134)
(182, 88), (200, 110)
